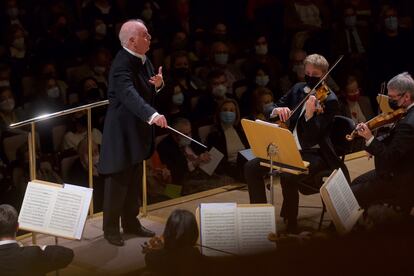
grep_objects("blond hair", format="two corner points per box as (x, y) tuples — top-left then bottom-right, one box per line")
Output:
(304, 54), (329, 74)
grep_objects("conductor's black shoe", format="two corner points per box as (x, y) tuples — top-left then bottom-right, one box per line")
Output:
(124, 226), (155, 237)
(104, 234), (125, 246)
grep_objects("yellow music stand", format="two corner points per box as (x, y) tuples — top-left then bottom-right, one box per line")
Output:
(241, 119), (309, 205)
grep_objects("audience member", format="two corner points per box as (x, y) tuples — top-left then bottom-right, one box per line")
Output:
(245, 87), (275, 121)
(157, 118), (210, 190)
(207, 99), (248, 181)
(279, 48), (307, 95)
(242, 34), (283, 84)
(193, 69), (234, 126)
(339, 75), (374, 123)
(0, 204), (74, 276)
(62, 112), (102, 151)
(369, 5), (414, 100)
(65, 138), (104, 212)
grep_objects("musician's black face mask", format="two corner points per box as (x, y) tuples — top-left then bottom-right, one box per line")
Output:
(388, 93), (404, 110)
(305, 75), (320, 88)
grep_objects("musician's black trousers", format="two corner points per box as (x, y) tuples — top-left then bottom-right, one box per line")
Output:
(244, 149), (329, 222)
(103, 163), (143, 235)
(351, 170), (396, 208)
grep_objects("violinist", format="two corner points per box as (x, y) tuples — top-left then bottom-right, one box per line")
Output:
(245, 54), (345, 233)
(143, 209), (203, 276)
(351, 72), (414, 213)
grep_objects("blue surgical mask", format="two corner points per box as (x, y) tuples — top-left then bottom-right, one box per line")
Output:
(220, 111), (236, 125)
(255, 75), (270, 87)
(344, 15), (357, 28)
(172, 93), (184, 105)
(385, 16), (398, 31)
(214, 53), (229, 65)
(212, 84), (227, 98)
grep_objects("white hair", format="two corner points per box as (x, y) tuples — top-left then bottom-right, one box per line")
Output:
(387, 72), (414, 99)
(118, 19), (145, 47)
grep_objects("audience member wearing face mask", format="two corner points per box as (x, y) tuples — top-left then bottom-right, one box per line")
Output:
(206, 99), (248, 181)
(339, 76), (374, 124)
(279, 49), (307, 96)
(159, 51), (204, 124)
(242, 34), (283, 84)
(370, 5), (414, 100)
(193, 69), (234, 126)
(84, 18), (118, 56)
(201, 41), (243, 90)
(331, 6), (369, 79)
(157, 118), (211, 190)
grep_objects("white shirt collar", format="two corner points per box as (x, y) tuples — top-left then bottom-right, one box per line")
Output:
(123, 46), (146, 64)
(407, 102), (414, 111)
(0, 240), (17, 246)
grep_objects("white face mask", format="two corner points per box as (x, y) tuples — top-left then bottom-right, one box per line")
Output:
(212, 84), (227, 98)
(255, 75), (270, 87)
(0, 80), (10, 87)
(214, 53), (229, 65)
(0, 98), (15, 112)
(95, 24), (107, 35)
(172, 93), (184, 105)
(47, 86), (60, 98)
(255, 44), (268, 55)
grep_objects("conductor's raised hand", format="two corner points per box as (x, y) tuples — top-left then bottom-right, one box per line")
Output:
(149, 66), (163, 89)
(274, 107), (291, 122)
(153, 114), (168, 128)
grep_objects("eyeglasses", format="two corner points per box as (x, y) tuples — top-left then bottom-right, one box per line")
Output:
(140, 32), (151, 40)
(388, 93), (404, 101)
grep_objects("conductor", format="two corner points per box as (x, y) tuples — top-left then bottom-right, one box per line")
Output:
(98, 20), (168, 246)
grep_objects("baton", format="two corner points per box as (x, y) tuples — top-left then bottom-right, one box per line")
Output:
(167, 126), (207, 148)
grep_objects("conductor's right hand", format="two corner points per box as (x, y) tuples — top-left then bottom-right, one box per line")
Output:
(272, 107), (291, 122)
(153, 114), (168, 128)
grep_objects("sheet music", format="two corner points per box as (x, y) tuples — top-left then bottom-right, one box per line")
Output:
(199, 147), (224, 176)
(200, 203), (238, 256)
(19, 183), (56, 229)
(18, 181), (92, 239)
(325, 169), (360, 229)
(237, 206), (276, 255)
(239, 149), (256, 161)
(61, 184), (93, 239)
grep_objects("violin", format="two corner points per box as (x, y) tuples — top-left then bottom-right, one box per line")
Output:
(345, 108), (406, 141)
(275, 82), (331, 129)
(141, 235), (164, 254)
